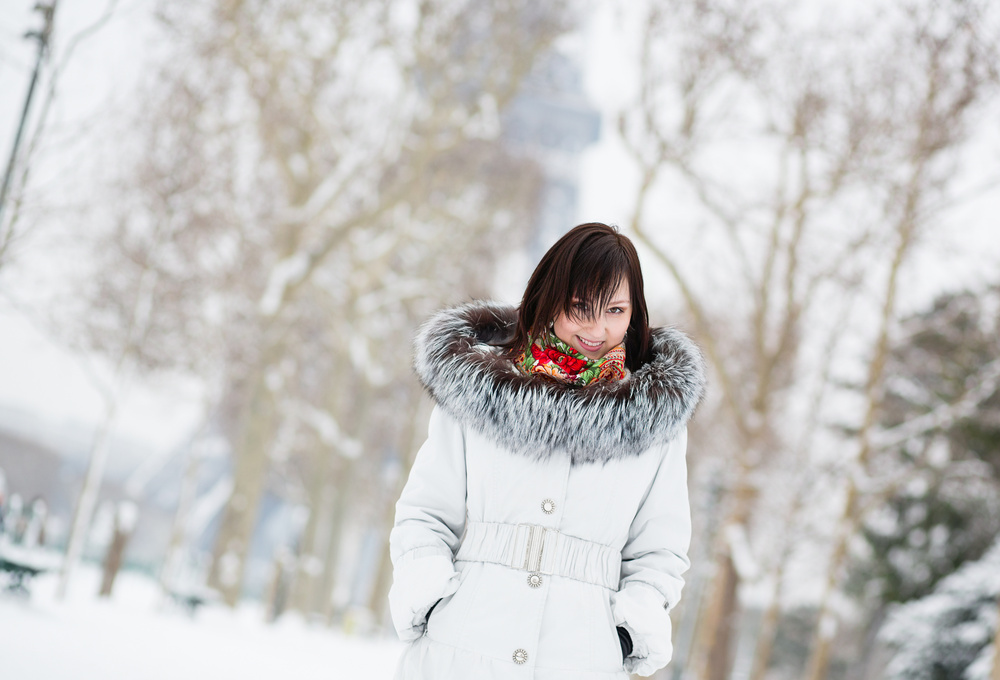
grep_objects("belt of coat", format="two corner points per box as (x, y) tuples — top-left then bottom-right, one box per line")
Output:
(455, 521), (621, 590)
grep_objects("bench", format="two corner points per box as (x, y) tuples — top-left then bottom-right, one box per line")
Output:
(0, 542), (59, 596)
(166, 584), (220, 615)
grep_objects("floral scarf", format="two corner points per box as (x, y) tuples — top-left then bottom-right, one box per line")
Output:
(516, 331), (627, 387)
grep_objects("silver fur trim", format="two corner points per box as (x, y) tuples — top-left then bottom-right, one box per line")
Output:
(413, 301), (707, 465)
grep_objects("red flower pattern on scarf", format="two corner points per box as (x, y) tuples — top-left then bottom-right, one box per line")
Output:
(538, 345), (587, 375)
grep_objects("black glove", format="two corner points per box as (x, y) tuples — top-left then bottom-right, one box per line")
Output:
(617, 626), (633, 661)
(424, 598), (441, 624)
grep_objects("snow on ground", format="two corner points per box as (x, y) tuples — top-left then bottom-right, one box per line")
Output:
(0, 564), (405, 679)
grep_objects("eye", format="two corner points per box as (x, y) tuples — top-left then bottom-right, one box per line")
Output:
(609, 306), (624, 314)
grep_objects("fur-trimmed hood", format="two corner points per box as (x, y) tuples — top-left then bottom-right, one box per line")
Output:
(413, 301), (707, 464)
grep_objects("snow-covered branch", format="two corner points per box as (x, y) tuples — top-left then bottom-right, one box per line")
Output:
(870, 357), (1000, 453)
(724, 523), (760, 582)
(298, 402), (362, 460)
(258, 252), (310, 316)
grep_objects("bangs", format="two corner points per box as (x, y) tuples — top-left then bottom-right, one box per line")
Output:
(564, 240), (631, 321)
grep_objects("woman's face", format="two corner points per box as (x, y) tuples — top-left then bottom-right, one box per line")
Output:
(552, 279), (632, 360)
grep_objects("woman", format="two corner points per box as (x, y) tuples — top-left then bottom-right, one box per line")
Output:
(389, 223), (706, 679)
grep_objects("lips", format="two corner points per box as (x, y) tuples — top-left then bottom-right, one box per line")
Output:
(577, 336), (604, 352)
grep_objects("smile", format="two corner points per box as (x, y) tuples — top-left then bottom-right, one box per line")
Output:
(577, 336), (604, 351)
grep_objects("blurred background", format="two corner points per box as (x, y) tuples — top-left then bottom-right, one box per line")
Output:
(0, 1), (999, 678)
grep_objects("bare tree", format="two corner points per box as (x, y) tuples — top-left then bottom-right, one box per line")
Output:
(77, 0), (564, 608)
(802, 5), (1000, 677)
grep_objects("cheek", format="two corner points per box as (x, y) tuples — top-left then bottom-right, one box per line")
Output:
(552, 315), (578, 343)
(612, 316), (631, 343)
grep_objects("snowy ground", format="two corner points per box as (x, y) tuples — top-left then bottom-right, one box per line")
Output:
(0, 564), (405, 679)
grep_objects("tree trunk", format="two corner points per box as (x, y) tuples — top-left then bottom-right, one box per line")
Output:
(99, 528), (128, 597)
(690, 474), (758, 680)
(853, 605), (888, 680)
(207, 374), (276, 606)
(691, 548), (740, 680)
(321, 379), (377, 624)
(289, 355), (351, 616)
(320, 460), (354, 623)
(707, 553), (739, 680)
(804, 486), (858, 680)
(368, 537), (394, 628)
(991, 597), (1000, 680)
(99, 502), (136, 597)
(748, 561), (787, 680)
(160, 438), (203, 593)
(288, 464), (335, 615)
(58, 402), (117, 599)
(264, 547), (294, 623)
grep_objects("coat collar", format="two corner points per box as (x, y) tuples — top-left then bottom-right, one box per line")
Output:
(413, 301), (707, 465)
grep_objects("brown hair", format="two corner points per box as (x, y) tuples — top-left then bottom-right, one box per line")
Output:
(505, 222), (651, 372)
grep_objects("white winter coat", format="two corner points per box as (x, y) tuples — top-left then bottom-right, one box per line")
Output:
(389, 302), (706, 679)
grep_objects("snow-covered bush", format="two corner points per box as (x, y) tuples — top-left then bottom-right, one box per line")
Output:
(881, 537), (1000, 680)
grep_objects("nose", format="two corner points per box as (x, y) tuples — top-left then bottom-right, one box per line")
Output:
(581, 315), (604, 336)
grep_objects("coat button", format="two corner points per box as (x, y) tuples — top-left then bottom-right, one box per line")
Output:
(527, 572), (543, 588)
(541, 499), (555, 514)
(513, 648), (528, 664)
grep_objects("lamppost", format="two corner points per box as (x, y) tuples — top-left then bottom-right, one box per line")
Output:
(0, 1), (59, 230)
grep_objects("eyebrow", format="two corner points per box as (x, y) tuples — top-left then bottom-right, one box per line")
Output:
(571, 298), (631, 307)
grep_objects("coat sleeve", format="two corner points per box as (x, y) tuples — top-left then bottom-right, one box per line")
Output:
(611, 426), (692, 676)
(388, 405), (468, 642)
